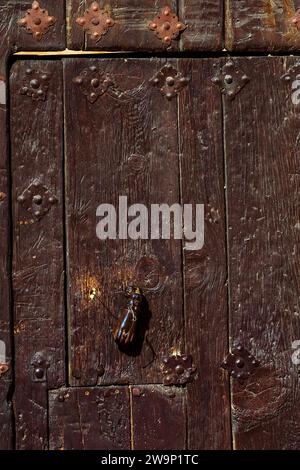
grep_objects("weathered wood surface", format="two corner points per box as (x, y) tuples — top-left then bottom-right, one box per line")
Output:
(178, 59), (231, 450)
(67, 1), (222, 51)
(0, 5), (12, 448)
(0, 87), (13, 451)
(10, 60), (65, 449)
(226, 1), (300, 51)
(131, 385), (186, 450)
(49, 387), (130, 450)
(64, 58), (183, 386)
(224, 56), (300, 449)
(67, 0), (178, 51)
(0, 1), (65, 449)
(180, 0), (223, 51)
(0, 0), (65, 59)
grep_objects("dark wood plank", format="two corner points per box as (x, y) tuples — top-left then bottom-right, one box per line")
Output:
(0, 0), (65, 54)
(226, 1), (300, 51)
(68, 0), (178, 51)
(131, 385), (186, 450)
(225, 56), (300, 449)
(0, 3), (14, 450)
(64, 58), (183, 386)
(180, 0), (223, 51)
(49, 387), (130, 450)
(10, 59), (65, 450)
(0, 80), (13, 450)
(178, 59), (231, 450)
(1, 3), (66, 447)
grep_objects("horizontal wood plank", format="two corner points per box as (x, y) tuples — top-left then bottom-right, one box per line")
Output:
(180, 0), (223, 50)
(226, 1), (300, 51)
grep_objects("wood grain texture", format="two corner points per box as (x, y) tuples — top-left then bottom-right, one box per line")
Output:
(68, 0), (178, 51)
(0, 97), (13, 450)
(0, 1), (14, 450)
(49, 387), (130, 450)
(10, 60), (65, 450)
(0, 0), (65, 56)
(0, 0), (65, 450)
(64, 58), (183, 386)
(131, 385), (186, 450)
(224, 56), (300, 449)
(226, 0), (300, 51)
(67, 1), (223, 51)
(178, 59), (231, 450)
(180, 0), (223, 50)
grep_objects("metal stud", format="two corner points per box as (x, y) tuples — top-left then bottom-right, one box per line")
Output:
(17, 179), (58, 220)
(31, 351), (50, 383)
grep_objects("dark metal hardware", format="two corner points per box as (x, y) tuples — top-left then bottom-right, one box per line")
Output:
(161, 354), (196, 386)
(73, 66), (114, 103)
(150, 64), (190, 100)
(17, 179), (58, 220)
(19, 68), (50, 101)
(31, 351), (50, 382)
(221, 344), (259, 380)
(211, 60), (250, 100)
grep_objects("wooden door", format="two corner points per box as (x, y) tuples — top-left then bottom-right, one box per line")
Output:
(8, 56), (300, 450)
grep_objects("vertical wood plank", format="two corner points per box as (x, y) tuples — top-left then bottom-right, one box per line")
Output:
(0, 63), (13, 450)
(180, 0), (223, 51)
(131, 385), (186, 450)
(10, 60), (65, 450)
(225, 57), (300, 449)
(49, 387), (130, 450)
(225, 0), (300, 52)
(64, 58), (183, 387)
(178, 59), (231, 450)
(1, 0), (68, 449)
